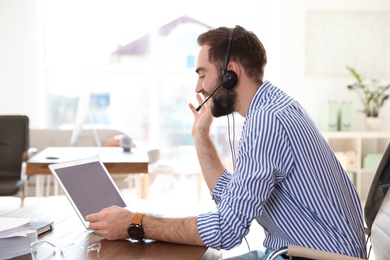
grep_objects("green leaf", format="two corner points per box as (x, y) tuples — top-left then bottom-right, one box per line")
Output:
(346, 66), (390, 117)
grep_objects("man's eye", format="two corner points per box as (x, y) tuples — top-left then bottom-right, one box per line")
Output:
(199, 75), (205, 79)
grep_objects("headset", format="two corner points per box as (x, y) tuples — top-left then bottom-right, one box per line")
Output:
(221, 27), (238, 90)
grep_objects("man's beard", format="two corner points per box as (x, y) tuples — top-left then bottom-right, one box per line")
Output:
(211, 86), (236, 117)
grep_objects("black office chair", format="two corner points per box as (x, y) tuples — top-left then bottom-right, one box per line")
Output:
(0, 115), (29, 207)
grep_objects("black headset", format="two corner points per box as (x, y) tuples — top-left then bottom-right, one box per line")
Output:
(221, 27), (238, 90)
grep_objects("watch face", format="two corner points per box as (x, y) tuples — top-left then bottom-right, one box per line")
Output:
(128, 225), (144, 241)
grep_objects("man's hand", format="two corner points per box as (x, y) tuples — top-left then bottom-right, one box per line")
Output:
(86, 206), (133, 240)
(188, 93), (214, 140)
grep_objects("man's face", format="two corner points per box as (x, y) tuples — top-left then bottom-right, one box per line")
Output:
(195, 45), (236, 117)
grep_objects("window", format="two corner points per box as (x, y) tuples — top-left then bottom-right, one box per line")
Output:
(44, 6), (207, 147)
(40, 0), (277, 164)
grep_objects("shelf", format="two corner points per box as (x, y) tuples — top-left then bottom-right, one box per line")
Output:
(360, 169), (377, 174)
(322, 131), (390, 202)
(322, 131), (390, 139)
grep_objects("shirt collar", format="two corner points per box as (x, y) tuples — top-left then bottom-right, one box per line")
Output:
(247, 80), (272, 115)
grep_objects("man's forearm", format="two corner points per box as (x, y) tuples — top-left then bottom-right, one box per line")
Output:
(195, 133), (225, 191)
(143, 215), (204, 246)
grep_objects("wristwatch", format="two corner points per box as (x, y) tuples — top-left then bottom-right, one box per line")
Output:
(127, 213), (145, 241)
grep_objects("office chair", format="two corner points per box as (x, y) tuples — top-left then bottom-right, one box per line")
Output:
(267, 143), (390, 260)
(0, 115), (29, 207)
(364, 142), (390, 259)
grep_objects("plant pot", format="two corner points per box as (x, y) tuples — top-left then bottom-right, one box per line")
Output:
(365, 117), (384, 131)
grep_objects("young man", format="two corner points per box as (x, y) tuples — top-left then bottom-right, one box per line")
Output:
(86, 25), (366, 259)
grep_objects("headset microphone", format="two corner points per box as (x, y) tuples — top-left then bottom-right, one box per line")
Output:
(195, 79), (231, 112)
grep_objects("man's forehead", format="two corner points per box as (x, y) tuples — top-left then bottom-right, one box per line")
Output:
(198, 45), (210, 59)
(196, 46), (210, 72)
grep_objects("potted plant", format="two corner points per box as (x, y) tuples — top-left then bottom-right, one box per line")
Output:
(346, 66), (390, 130)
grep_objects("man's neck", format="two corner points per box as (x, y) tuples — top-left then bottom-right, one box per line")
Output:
(235, 82), (261, 117)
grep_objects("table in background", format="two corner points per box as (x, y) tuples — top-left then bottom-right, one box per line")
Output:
(26, 147), (150, 198)
(2, 196), (221, 260)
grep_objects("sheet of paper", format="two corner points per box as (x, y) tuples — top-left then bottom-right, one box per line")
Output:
(0, 217), (31, 238)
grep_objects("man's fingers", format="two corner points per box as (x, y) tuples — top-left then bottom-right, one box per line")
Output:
(86, 213), (99, 222)
(196, 93), (204, 104)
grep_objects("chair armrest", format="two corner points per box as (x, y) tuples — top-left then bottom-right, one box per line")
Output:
(22, 150), (29, 161)
(266, 247), (288, 260)
(287, 245), (365, 260)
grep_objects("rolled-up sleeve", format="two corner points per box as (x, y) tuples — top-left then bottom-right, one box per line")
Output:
(210, 170), (231, 203)
(197, 170), (253, 250)
(197, 170), (237, 250)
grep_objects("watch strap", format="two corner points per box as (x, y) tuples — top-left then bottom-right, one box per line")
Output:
(131, 213), (145, 225)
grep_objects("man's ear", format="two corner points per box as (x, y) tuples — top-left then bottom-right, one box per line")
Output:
(227, 61), (240, 78)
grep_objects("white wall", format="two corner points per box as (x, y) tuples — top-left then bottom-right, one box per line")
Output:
(0, 0), (45, 127)
(279, 0), (390, 131)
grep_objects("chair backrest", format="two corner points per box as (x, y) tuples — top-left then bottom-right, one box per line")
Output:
(0, 115), (29, 178)
(364, 142), (390, 232)
(371, 187), (390, 259)
(147, 149), (161, 164)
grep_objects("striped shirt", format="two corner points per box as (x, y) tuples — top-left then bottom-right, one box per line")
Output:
(197, 81), (366, 258)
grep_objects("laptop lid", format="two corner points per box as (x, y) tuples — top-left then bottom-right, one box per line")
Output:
(49, 156), (127, 229)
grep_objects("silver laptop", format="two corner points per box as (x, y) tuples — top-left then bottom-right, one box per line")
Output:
(49, 156), (127, 229)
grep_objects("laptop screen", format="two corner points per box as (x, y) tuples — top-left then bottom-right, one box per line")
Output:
(50, 157), (127, 228)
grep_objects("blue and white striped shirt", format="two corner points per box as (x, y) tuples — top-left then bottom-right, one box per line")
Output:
(197, 81), (366, 258)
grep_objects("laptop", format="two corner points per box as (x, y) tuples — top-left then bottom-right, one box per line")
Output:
(49, 156), (127, 229)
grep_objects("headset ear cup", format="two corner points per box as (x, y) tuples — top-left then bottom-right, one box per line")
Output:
(222, 71), (238, 90)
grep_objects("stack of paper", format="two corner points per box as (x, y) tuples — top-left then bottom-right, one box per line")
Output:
(0, 217), (38, 259)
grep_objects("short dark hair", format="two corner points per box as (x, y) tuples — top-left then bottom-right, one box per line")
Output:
(197, 25), (267, 86)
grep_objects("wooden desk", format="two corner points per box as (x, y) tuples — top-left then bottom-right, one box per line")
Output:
(26, 147), (149, 175)
(2, 197), (221, 260)
(26, 147), (150, 198)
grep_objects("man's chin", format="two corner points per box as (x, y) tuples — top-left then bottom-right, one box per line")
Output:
(211, 95), (236, 117)
(211, 107), (230, 118)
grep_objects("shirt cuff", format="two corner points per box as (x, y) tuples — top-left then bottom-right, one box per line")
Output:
(197, 211), (222, 249)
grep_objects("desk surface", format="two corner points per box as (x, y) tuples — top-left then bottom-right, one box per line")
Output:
(2, 197), (221, 260)
(26, 147), (149, 175)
